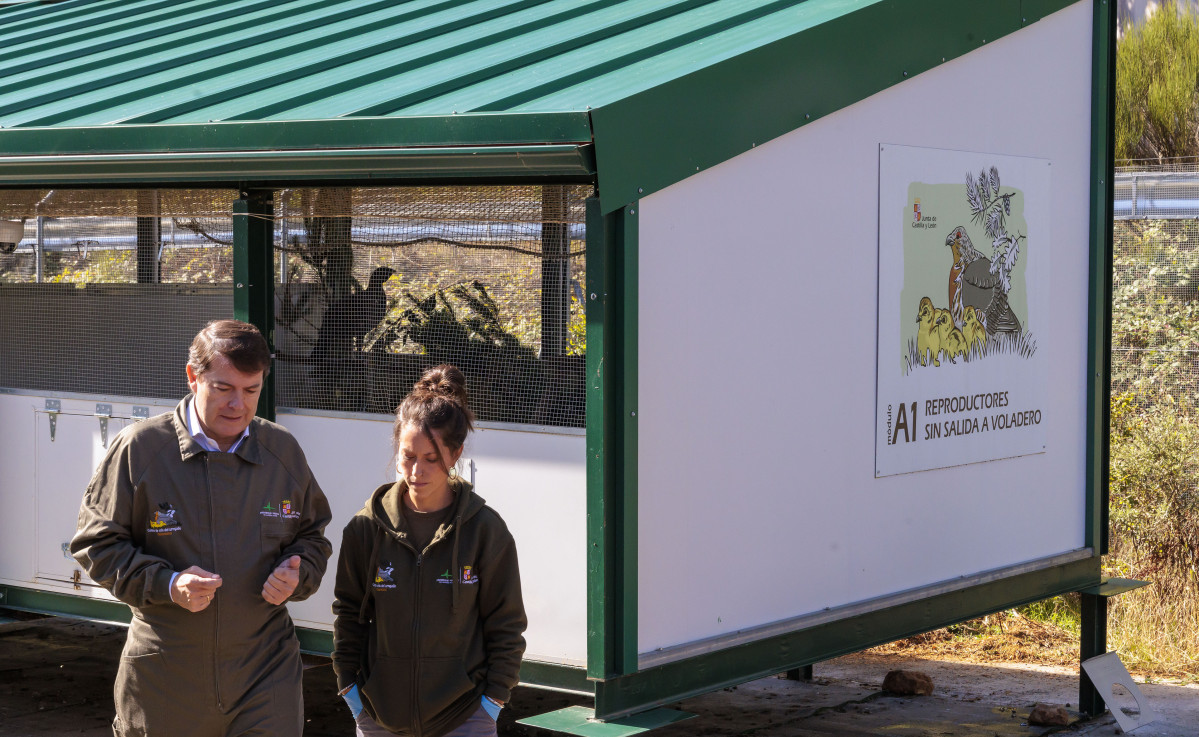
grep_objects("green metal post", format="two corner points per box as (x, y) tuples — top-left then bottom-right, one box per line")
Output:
(585, 197), (639, 688)
(1079, 592), (1107, 716)
(785, 665), (814, 681)
(1085, 0), (1116, 556)
(233, 190), (276, 421)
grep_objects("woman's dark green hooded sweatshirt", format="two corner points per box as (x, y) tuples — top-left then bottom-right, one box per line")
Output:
(332, 479), (526, 737)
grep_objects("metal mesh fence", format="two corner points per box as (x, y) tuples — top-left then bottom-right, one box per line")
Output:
(272, 185), (590, 427)
(0, 185), (590, 427)
(1113, 163), (1199, 406)
(0, 189), (236, 399)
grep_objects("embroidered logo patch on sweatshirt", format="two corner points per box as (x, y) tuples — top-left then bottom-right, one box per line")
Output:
(436, 566), (479, 585)
(374, 561), (396, 590)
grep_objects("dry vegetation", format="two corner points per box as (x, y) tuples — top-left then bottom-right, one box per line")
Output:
(877, 391), (1199, 684)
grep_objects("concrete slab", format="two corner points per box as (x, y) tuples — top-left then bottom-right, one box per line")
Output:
(1, 616), (1196, 736)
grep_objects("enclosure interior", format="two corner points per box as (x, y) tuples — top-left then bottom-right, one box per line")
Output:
(0, 184), (590, 667)
(634, 1), (1095, 659)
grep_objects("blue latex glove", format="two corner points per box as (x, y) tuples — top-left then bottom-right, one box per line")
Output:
(481, 695), (502, 721)
(342, 684), (364, 719)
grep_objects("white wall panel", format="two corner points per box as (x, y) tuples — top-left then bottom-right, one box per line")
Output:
(0, 393), (39, 585)
(636, 2), (1093, 656)
(279, 413), (588, 665)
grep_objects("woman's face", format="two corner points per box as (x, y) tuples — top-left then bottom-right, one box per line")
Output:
(396, 423), (462, 503)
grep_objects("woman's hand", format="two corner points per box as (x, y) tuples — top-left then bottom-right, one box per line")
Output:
(340, 684), (364, 718)
(481, 695), (503, 720)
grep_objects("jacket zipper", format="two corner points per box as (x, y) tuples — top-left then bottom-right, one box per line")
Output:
(411, 551), (423, 737)
(204, 454), (222, 709)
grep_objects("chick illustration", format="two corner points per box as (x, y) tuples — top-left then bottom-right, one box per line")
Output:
(933, 310), (955, 366)
(916, 297), (940, 366)
(943, 327), (968, 364)
(962, 305), (986, 356)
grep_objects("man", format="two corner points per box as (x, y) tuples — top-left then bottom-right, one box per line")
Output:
(71, 319), (333, 737)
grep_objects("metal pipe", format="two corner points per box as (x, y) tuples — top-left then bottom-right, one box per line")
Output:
(35, 216), (44, 282)
(280, 191), (289, 284)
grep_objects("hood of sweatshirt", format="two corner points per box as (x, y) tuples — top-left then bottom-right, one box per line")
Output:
(357, 477), (485, 618)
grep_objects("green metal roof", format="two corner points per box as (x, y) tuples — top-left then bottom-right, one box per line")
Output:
(0, 0), (1079, 209)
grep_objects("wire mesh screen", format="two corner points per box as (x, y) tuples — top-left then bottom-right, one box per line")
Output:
(0, 189), (236, 399)
(272, 185), (590, 428)
(1113, 164), (1199, 406)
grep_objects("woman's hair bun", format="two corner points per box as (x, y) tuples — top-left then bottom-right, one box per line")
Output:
(413, 364), (469, 406)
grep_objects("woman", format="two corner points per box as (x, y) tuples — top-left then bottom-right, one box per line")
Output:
(333, 365), (526, 737)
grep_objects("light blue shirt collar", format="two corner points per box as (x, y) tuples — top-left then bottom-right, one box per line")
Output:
(186, 397), (249, 453)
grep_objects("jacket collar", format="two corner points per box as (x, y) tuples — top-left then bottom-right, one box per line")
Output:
(172, 396), (263, 464)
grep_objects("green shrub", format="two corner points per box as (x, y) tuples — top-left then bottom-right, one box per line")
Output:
(1117, 3), (1199, 161)
(1109, 392), (1199, 597)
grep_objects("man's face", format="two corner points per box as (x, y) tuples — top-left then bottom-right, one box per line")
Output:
(185, 353), (263, 450)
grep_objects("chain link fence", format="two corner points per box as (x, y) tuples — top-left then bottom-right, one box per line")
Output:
(1113, 163), (1199, 406)
(0, 185), (589, 427)
(0, 189), (236, 399)
(272, 185), (589, 426)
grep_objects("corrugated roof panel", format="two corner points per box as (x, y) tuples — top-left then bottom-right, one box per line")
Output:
(1, 0), (502, 126)
(0, 0), (828, 128)
(0, 0), (365, 93)
(250, 0), (703, 121)
(403, 0), (812, 115)
(515, 0), (847, 110)
(169, 0), (611, 123)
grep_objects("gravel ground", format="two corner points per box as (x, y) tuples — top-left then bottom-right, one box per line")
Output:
(1, 615), (1195, 736)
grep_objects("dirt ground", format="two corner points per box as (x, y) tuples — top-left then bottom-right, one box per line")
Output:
(1, 614), (1196, 737)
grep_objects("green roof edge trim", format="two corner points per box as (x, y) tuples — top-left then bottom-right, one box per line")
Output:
(0, 112), (592, 155)
(590, 0), (1079, 214)
(0, 145), (596, 187)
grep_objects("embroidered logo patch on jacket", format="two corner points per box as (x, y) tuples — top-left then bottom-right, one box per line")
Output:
(147, 502), (182, 534)
(374, 561), (396, 590)
(436, 566), (478, 585)
(260, 500), (301, 519)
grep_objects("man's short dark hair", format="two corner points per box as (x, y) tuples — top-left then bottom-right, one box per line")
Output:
(188, 320), (271, 377)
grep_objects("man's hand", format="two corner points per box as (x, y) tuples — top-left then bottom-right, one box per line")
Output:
(262, 555), (302, 605)
(170, 566), (223, 613)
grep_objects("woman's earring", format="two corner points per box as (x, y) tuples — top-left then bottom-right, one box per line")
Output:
(448, 465), (458, 479)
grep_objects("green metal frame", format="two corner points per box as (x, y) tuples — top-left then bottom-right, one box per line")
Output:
(0, 583), (591, 692)
(585, 198), (639, 680)
(520, 705), (694, 736)
(1078, 0), (1118, 717)
(581, 1), (1111, 722)
(232, 191), (276, 421)
(589, 0), (1078, 214)
(0, 585), (132, 624)
(588, 556), (1100, 720)
(0, 114), (594, 187)
(1085, 0), (1115, 556)
(0, 145), (596, 188)
(0, 114), (592, 155)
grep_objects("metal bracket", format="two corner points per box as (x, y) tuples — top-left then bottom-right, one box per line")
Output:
(45, 398), (60, 442)
(71, 569), (82, 591)
(132, 406), (150, 421)
(61, 542), (72, 560)
(95, 403), (112, 448)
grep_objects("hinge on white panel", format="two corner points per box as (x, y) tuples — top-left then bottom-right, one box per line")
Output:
(132, 406), (150, 421)
(45, 399), (60, 442)
(71, 570), (82, 591)
(61, 542), (72, 560)
(95, 403), (112, 448)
